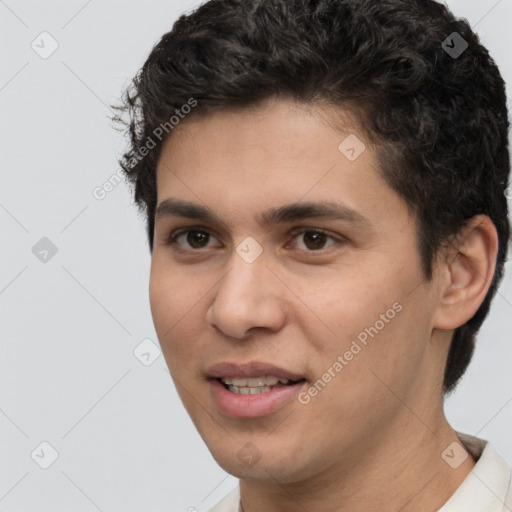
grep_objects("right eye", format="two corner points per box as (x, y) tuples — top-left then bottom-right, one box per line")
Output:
(167, 228), (221, 250)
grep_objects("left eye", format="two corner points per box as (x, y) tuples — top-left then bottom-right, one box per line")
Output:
(290, 229), (339, 251)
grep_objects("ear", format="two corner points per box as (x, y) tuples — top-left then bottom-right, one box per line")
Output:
(433, 215), (499, 330)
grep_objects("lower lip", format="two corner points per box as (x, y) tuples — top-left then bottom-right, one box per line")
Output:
(209, 378), (306, 418)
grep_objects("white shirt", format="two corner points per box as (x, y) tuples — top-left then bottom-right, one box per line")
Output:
(207, 432), (512, 512)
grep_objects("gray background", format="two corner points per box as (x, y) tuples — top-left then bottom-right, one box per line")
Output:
(1, 0), (511, 510)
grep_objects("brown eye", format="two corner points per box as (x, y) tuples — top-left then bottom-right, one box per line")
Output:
(186, 230), (210, 248)
(170, 229), (218, 250)
(302, 231), (328, 250)
(290, 229), (340, 251)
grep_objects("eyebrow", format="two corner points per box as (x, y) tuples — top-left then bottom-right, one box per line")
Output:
(155, 198), (371, 229)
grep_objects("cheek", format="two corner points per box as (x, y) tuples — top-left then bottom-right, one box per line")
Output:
(149, 260), (211, 365)
(294, 272), (391, 341)
(149, 262), (188, 350)
(332, 287), (433, 405)
(301, 266), (425, 377)
(150, 259), (195, 328)
(148, 263), (173, 337)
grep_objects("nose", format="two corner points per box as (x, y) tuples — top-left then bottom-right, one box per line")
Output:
(206, 252), (287, 340)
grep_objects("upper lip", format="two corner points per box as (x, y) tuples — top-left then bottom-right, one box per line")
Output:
(207, 361), (305, 381)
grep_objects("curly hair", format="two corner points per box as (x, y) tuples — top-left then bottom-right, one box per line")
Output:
(114, 0), (510, 395)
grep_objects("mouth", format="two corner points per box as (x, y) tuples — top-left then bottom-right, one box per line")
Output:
(217, 376), (305, 395)
(206, 361), (307, 418)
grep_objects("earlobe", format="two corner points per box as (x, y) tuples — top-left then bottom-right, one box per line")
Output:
(433, 215), (498, 330)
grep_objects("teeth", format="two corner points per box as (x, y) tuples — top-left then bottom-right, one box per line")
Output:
(221, 376), (280, 387)
(219, 376), (298, 394)
(228, 385), (272, 395)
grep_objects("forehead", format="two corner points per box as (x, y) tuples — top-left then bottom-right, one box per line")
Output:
(156, 98), (380, 192)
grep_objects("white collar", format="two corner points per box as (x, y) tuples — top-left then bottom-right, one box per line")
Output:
(437, 432), (512, 511)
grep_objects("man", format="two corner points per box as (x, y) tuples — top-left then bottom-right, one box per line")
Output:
(115, 0), (511, 510)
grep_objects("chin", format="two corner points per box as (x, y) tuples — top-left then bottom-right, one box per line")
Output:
(206, 439), (311, 483)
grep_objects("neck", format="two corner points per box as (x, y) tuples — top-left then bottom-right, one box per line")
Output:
(238, 415), (475, 512)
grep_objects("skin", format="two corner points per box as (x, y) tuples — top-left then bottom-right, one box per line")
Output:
(149, 97), (498, 512)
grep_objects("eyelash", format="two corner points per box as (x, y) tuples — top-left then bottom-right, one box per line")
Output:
(166, 227), (344, 253)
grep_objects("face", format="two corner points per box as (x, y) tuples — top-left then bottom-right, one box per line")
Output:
(150, 97), (444, 483)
